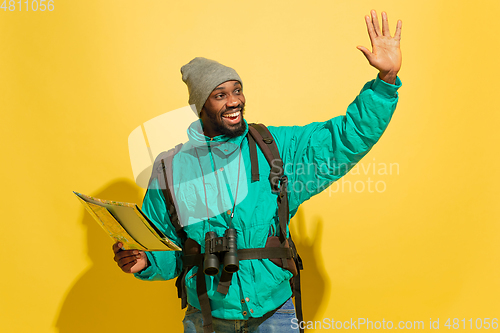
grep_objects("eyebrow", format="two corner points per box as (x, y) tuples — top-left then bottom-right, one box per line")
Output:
(212, 82), (241, 92)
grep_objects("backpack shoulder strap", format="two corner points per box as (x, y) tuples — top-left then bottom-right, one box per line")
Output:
(147, 143), (185, 238)
(247, 123), (283, 191)
(247, 123), (289, 243)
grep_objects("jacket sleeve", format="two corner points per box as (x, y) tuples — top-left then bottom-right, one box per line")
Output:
(133, 178), (184, 281)
(269, 75), (402, 212)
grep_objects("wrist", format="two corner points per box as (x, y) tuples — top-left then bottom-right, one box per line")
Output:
(378, 71), (398, 85)
(137, 253), (150, 273)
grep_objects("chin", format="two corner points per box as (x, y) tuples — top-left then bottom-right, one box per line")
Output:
(221, 119), (246, 138)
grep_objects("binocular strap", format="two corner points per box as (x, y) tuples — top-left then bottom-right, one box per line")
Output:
(216, 270), (233, 295)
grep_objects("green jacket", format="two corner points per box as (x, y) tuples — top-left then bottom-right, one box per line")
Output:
(135, 75), (402, 319)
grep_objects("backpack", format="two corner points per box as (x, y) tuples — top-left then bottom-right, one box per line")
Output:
(147, 123), (304, 333)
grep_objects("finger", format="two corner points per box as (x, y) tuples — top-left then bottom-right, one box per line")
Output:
(120, 259), (138, 273)
(371, 10), (382, 36)
(112, 242), (123, 254)
(114, 249), (140, 262)
(394, 20), (402, 42)
(357, 46), (374, 63)
(118, 255), (140, 270)
(381, 11), (390, 36)
(364, 15), (377, 47)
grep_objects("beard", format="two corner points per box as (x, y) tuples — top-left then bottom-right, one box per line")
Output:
(205, 104), (247, 138)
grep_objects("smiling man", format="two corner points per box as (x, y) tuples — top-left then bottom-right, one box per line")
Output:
(113, 10), (403, 333)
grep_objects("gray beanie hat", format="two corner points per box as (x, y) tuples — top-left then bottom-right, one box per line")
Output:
(181, 57), (242, 117)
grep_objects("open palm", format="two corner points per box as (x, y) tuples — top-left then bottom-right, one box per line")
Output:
(357, 10), (402, 84)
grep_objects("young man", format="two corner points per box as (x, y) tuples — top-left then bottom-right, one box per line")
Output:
(113, 10), (402, 333)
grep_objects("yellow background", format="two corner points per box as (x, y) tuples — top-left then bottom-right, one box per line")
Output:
(1, 0), (499, 332)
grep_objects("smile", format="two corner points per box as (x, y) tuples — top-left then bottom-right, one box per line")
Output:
(222, 110), (241, 123)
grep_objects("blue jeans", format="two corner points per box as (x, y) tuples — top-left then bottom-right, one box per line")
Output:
(182, 298), (300, 333)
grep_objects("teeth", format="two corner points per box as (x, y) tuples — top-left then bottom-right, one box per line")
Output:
(223, 111), (240, 118)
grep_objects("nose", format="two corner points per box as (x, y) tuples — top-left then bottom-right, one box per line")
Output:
(226, 93), (240, 108)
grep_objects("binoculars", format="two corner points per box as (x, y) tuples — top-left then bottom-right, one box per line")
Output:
(203, 228), (239, 276)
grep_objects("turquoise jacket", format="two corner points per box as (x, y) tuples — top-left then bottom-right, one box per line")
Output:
(135, 75), (402, 319)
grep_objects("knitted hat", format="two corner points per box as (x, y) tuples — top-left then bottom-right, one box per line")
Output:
(181, 57), (242, 117)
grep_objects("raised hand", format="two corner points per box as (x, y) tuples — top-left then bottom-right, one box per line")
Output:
(357, 10), (402, 84)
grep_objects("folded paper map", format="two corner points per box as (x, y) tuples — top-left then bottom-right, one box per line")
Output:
(74, 192), (181, 251)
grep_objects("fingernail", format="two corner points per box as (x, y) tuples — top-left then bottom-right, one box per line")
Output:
(133, 250), (138, 254)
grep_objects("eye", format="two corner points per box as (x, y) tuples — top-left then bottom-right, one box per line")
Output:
(215, 94), (225, 99)
(234, 88), (241, 94)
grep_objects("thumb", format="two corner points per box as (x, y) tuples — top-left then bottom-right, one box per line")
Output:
(357, 46), (374, 63)
(112, 241), (123, 254)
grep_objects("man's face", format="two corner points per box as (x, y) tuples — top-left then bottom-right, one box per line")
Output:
(200, 80), (246, 138)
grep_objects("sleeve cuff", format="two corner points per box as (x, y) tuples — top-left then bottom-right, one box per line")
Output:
(371, 75), (402, 99)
